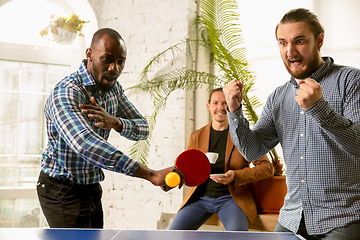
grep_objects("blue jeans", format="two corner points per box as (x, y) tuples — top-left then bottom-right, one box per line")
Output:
(275, 214), (360, 240)
(168, 195), (248, 231)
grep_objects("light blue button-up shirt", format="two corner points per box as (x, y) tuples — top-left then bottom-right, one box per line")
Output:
(228, 57), (360, 235)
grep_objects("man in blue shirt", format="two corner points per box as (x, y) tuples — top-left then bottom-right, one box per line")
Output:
(223, 8), (360, 239)
(37, 28), (180, 228)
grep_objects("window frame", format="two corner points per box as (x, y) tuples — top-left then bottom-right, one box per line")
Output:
(0, 42), (83, 198)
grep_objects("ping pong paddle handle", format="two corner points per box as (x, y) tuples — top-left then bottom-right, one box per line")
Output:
(165, 171), (181, 188)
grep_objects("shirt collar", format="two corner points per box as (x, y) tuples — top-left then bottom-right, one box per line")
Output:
(78, 59), (97, 87)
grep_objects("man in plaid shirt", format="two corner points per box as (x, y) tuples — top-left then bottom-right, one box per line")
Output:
(37, 28), (180, 228)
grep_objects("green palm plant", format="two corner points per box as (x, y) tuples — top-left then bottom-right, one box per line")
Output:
(127, 0), (284, 176)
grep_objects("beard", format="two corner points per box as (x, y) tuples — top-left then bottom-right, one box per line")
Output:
(284, 61), (318, 79)
(95, 76), (117, 93)
(284, 49), (322, 80)
(92, 66), (118, 93)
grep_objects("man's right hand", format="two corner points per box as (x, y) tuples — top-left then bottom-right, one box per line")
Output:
(223, 79), (244, 113)
(133, 165), (184, 192)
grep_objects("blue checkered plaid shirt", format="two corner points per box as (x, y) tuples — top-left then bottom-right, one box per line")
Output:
(41, 60), (148, 184)
(228, 57), (360, 235)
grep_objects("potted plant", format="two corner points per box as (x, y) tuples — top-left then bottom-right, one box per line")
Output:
(252, 175), (286, 214)
(128, 0), (285, 172)
(40, 13), (89, 44)
(128, 0), (287, 216)
(128, 0), (287, 214)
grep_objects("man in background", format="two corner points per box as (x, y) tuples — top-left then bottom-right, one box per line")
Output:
(169, 88), (273, 231)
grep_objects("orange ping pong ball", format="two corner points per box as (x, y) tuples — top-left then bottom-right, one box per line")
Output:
(165, 172), (181, 188)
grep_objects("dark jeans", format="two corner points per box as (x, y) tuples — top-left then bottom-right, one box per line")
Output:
(168, 195), (248, 231)
(274, 213), (360, 240)
(37, 171), (103, 228)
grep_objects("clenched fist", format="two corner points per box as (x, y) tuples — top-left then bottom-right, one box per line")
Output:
(295, 78), (323, 110)
(223, 80), (244, 113)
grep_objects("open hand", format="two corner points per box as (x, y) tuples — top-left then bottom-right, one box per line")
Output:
(210, 170), (235, 185)
(79, 96), (123, 131)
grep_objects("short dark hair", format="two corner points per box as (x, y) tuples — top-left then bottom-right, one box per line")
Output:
(90, 28), (124, 47)
(208, 88), (223, 103)
(275, 8), (324, 40)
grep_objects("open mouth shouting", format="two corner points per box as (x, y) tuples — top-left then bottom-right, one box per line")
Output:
(289, 58), (303, 66)
(103, 75), (118, 85)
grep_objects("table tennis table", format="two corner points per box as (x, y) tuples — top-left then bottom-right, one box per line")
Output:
(0, 228), (305, 240)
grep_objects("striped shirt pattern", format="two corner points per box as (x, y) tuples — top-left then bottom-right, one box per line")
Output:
(228, 57), (360, 235)
(42, 60), (149, 184)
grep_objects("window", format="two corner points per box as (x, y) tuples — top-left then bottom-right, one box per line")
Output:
(0, 0), (96, 227)
(0, 60), (73, 228)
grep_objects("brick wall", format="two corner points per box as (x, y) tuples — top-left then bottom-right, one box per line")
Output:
(87, 0), (197, 229)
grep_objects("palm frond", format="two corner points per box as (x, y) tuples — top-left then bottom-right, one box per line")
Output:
(199, 0), (249, 82)
(138, 39), (209, 83)
(128, 69), (226, 93)
(199, 0), (261, 126)
(128, 91), (171, 165)
(127, 0), (283, 174)
(129, 135), (151, 167)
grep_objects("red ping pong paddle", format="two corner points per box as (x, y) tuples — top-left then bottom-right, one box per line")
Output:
(165, 149), (211, 187)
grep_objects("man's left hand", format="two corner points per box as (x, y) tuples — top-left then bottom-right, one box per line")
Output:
(210, 170), (235, 185)
(295, 78), (323, 110)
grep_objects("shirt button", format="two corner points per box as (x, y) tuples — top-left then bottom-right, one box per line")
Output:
(233, 118), (237, 122)
(300, 111), (304, 114)
(301, 179), (305, 183)
(300, 156), (304, 160)
(300, 134), (304, 137)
